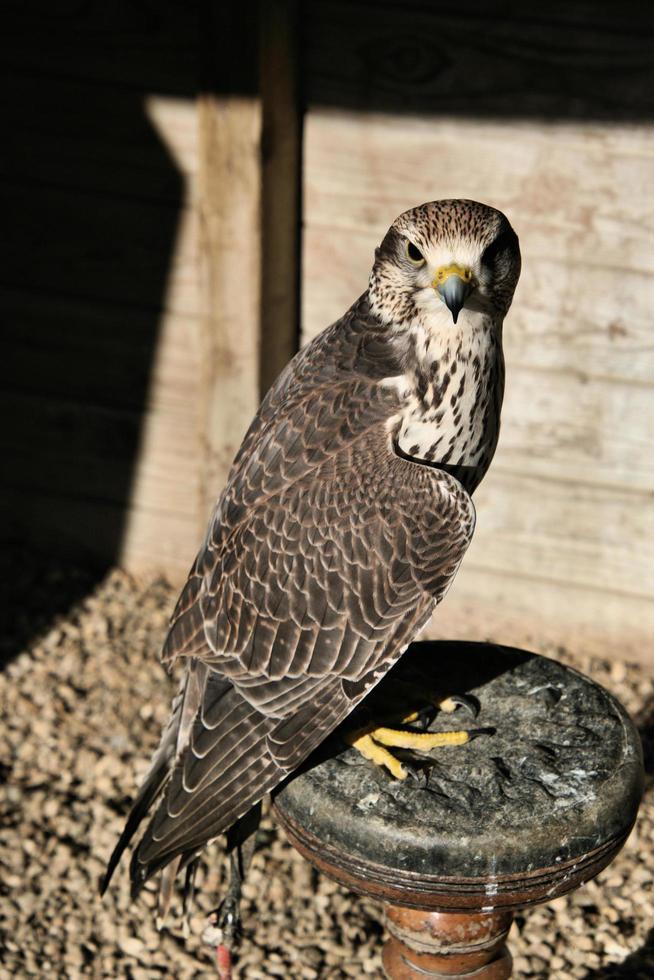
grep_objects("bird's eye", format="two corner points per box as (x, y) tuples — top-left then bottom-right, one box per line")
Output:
(405, 240), (425, 265)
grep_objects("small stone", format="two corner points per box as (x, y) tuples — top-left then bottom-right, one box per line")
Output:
(118, 936), (146, 959)
(2, 556), (653, 979)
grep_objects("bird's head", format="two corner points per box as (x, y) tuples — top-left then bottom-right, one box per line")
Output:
(368, 200), (520, 329)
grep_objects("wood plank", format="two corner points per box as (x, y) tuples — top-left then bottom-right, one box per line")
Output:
(302, 112), (654, 386)
(0, 391), (199, 517)
(506, 260), (654, 387)
(301, 113), (654, 499)
(303, 116), (654, 275)
(426, 567), (654, 669)
(1, 291), (200, 414)
(1, 3), (199, 96)
(304, 0), (654, 122)
(301, 1), (654, 664)
(196, 6), (263, 523)
(0, 183), (201, 315)
(195, 1), (302, 521)
(4, 446), (198, 524)
(1, 77), (195, 204)
(3, 486), (196, 585)
(305, 218), (654, 382)
(467, 472), (654, 599)
(144, 95), (199, 190)
(0, 2), (205, 578)
(0, 391), (197, 463)
(497, 370), (654, 495)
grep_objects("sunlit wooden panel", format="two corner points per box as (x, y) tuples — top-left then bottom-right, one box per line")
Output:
(302, 106), (654, 659)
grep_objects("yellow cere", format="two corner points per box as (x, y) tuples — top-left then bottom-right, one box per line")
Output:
(433, 263), (474, 287)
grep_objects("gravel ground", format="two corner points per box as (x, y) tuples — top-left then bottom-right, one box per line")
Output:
(1, 555), (653, 979)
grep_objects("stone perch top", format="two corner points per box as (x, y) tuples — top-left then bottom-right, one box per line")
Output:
(273, 642), (643, 912)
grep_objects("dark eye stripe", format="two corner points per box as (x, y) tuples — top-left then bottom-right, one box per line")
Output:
(481, 227), (519, 267)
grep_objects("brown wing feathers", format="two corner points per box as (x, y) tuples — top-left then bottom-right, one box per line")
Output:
(104, 301), (477, 897)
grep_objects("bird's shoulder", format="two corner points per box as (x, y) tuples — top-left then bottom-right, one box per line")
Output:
(213, 298), (405, 511)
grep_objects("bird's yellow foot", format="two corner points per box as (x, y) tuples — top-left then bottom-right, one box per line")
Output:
(347, 725), (470, 781)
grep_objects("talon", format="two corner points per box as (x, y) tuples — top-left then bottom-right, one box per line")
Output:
(401, 705), (434, 729)
(403, 759), (430, 785)
(467, 726), (495, 741)
(437, 694), (480, 719)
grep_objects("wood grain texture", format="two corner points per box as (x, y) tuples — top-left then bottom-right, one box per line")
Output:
(2, 2), (199, 95)
(2, 290), (197, 413)
(3, 1), (302, 581)
(196, 7), (263, 526)
(432, 567), (654, 668)
(303, 0), (654, 122)
(301, 0), (654, 660)
(196, 1), (302, 526)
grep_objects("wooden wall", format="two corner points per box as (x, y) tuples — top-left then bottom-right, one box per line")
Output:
(301, 1), (654, 663)
(4, 1), (653, 664)
(2, 3), (298, 584)
(1, 4), (203, 578)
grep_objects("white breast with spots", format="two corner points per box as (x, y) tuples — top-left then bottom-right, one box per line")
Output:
(388, 318), (503, 469)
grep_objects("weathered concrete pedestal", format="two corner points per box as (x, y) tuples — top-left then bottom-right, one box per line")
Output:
(273, 642), (643, 978)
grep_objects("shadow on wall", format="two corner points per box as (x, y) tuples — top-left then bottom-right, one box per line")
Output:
(2, 0), (653, 665)
(302, 0), (654, 123)
(0, 3), (197, 664)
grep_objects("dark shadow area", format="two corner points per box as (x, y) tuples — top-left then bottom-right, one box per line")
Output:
(0, 543), (101, 670)
(282, 640), (533, 784)
(581, 928), (654, 979)
(0, 2), (198, 663)
(303, 0), (654, 122)
(636, 695), (654, 798)
(395, 639), (533, 690)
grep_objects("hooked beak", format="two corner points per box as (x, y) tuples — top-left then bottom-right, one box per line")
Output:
(434, 264), (474, 323)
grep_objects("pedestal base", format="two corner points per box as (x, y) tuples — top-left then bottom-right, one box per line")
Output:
(273, 643), (643, 977)
(382, 908), (513, 979)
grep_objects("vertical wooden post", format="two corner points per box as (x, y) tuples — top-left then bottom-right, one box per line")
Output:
(259, 0), (301, 397)
(197, 2), (300, 528)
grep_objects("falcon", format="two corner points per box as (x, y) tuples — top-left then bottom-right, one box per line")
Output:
(102, 199), (520, 917)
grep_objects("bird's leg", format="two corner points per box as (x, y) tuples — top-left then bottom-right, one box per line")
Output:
(347, 686), (481, 780)
(204, 840), (256, 979)
(203, 805), (260, 976)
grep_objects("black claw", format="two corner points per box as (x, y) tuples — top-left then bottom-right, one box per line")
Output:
(402, 760), (429, 786)
(467, 726), (496, 741)
(413, 705), (436, 730)
(443, 694), (481, 719)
